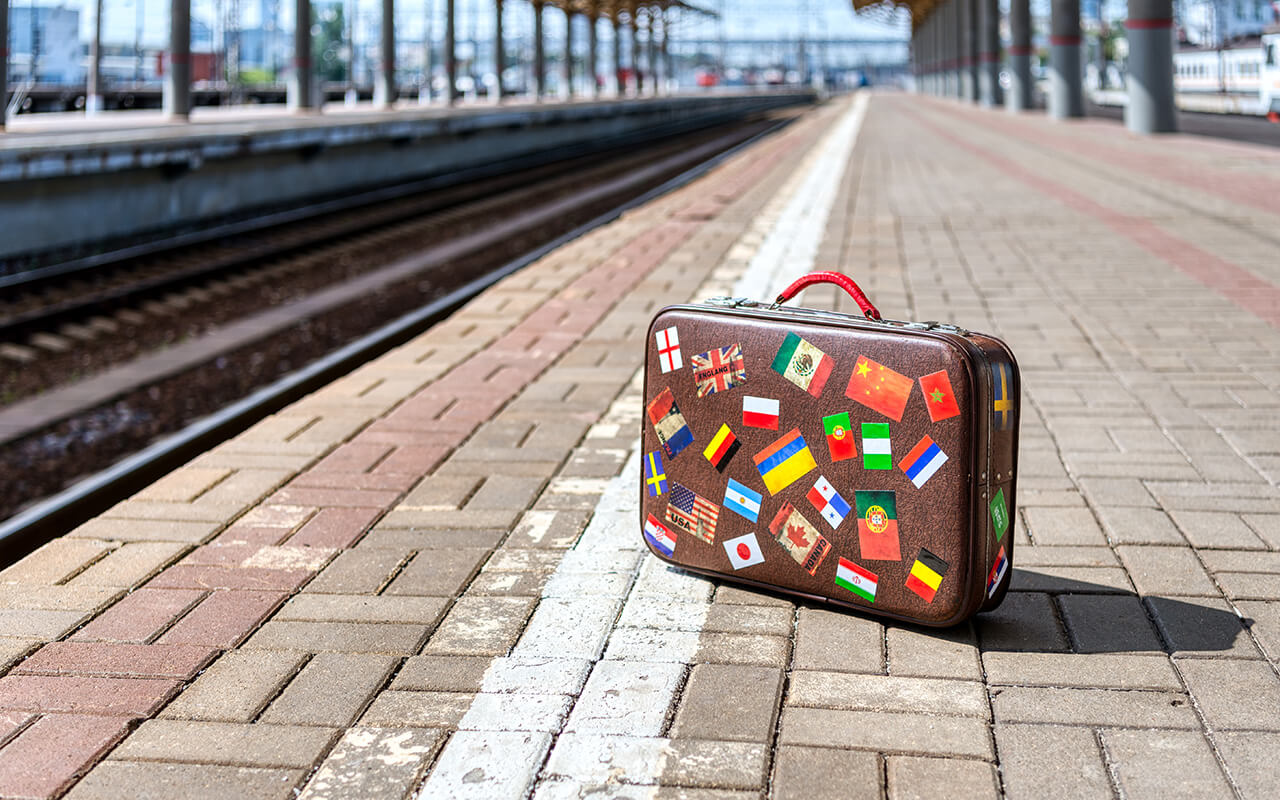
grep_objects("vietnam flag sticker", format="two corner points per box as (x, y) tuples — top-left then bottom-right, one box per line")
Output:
(919, 370), (961, 422)
(823, 412), (857, 462)
(835, 557), (877, 603)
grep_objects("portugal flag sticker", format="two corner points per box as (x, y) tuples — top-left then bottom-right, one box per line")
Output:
(823, 412), (857, 462)
(723, 532), (765, 570)
(855, 490), (900, 561)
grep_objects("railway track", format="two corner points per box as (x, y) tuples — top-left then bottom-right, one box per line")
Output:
(0, 109), (799, 563)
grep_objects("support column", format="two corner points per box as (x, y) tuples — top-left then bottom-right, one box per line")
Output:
(1049, 0), (1084, 118)
(445, 0), (457, 104)
(563, 9), (573, 99)
(494, 0), (505, 102)
(166, 0), (193, 117)
(533, 1), (545, 100)
(949, 0), (961, 97)
(977, 0), (999, 105)
(1124, 0), (1177, 132)
(87, 0), (104, 113)
(375, 0), (396, 106)
(588, 8), (599, 98)
(661, 11), (670, 94)
(613, 15), (624, 96)
(646, 11), (657, 95)
(1008, 0), (1033, 110)
(1, 0), (8, 130)
(631, 13), (642, 96)
(963, 0), (978, 101)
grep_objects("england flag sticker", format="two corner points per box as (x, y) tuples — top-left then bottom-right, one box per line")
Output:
(655, 327), (682, 373)
(723, 532), (765, 570)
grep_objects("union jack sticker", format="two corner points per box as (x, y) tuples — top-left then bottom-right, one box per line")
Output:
(691, 343), (746, 398)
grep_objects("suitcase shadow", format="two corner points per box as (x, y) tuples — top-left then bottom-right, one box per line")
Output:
(972, 569), (1251, 654)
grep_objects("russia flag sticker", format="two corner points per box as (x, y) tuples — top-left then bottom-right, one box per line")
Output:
(899, 435), (948, 489)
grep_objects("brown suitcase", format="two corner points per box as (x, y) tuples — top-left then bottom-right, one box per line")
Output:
(639, 271), (1020, 626)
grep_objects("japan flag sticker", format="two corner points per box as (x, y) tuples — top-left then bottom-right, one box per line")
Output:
(723, 532), (765, 570)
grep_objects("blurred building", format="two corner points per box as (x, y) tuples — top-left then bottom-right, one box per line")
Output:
(8, 5), (82, 83)
(1180, 0), (1280, 45)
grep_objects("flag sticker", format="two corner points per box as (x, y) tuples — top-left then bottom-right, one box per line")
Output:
(993, 362), (1013, 430)
(987, 546), (1009, 598)
(823, 412), (857, 462)
(906, 548), (949, 603)
(991, 487), (1009, 541)
(666, 483), (719, 544)
(771, 333), (834, 397)
(899, 435), (948, 489)
(655, 327), (682, 373)
(692, 344), (746, 397)
(846, 355), (913, 422)
(806, 476), (851, 530)
(835, 557), (878, 603)
(861, 422), (892, 470)
(644, 451), (667, 497)
(919, 370), (961, 422)
(753, 428), (817, 495)
(724, 478), (763, 523)
(768, 502), (831, 576)
(646, 387), (693, 460)
(855, 490), (901, 561)
(703, 424), (741, 472)
(643, 514), (677, 557)
(723, 532), (765, 570)
(742, 396), (780, 430)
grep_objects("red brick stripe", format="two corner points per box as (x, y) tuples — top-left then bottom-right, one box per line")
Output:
(1125, 18), (1173, 28)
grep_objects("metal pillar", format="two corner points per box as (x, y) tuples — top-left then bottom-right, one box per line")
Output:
(948, 0), (961, 97)
(587, 9), (599, 97)
(376, 0), (397, 106)
(612, 16), (623, 97)
(563, 9), (573, 98)
(444, 0), (456, 105)
(1124, 0), (1177, 133)
(962, 0), (977, 100)
(87, 0), (104, 113)
(977, 0), (999, 105)
(1008, 0), (1032, 110)
(494, 0), (504, 102)
(631, 14), (642, 96)
(533, 1), (545, 100)
(1, 0), (8, 130)
(166, 0), (193, 117)
(661, 11), (670, 94)
(1048, 0), (1084, 118)
(646, 11), (657, 95)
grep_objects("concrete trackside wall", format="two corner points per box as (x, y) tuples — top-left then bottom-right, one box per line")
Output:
(0, 92), (817, 261)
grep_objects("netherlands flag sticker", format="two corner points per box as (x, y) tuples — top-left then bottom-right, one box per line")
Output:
(643, 514), (677, 557)
(899, 435), (948, 488)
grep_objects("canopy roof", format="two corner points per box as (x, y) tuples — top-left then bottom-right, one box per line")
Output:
(542, 0), (718, 22)
(851, 0), (935, 26)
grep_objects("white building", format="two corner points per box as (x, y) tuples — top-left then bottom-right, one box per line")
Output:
(8, 5), (83, 83)
(1180, 0), (1280, 46)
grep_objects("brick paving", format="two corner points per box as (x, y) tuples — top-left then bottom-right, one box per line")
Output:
(0, 92), (1278, 798)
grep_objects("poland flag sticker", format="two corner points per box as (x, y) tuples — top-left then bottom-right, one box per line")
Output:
(723, 532), (765, 570)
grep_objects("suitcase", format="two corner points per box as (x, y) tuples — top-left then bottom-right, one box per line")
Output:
(639, 271), (1020, 626)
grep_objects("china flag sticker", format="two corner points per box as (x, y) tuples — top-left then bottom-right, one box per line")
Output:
(845, 355), (913, 422)
(723, 532), (765, 570)
(919, 370), (961, 422)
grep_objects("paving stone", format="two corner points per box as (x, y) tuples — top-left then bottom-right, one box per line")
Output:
(975, 592), (1069, 652)
(1175, 657), (1280, 731)
(0, 608), (88, 639)
(391, 655), (492, 692)
(358, 691), (474, 728)
(297, 727), (444, 800)
(0, 539), (114, 585)
(1023, 507), (1108, 546)
(1094, 506), (1186, 546)
(506, 510), (591, 549)
(991, 687), (1198, 729)
(604, 627), (703, 663)
(286, 507), (381, 550)
(792, 608), (883, 673)
(159, 650), (308, 722)
(1009, 565), (1134, 594)
(65, 542), (189, 589)
(0, 585), (122, 613)
(695, 633), (791, 668)
(274, 594), (448, 626)
(259, 653), (397, 726)
(358, 527), (506, 552)
(70, 588), (206, 643)
(476, 656), (595, 696)
(112, 720), (338, 768)
(0, 713), (131, 799)
(1115, 546), (1220, 596)
(516, 597), (623, 660)
(0, 639), (38, 674)
(457, 692), (574, 732)
(1144, 595), (1259, 657)
(421, 596), (536, 656)
(1057, 593), (1165, 653)
(305, 549), (408, 595)
(0, 675), (181, 716)
(982, 652), (1182, 690)
(65, 762), (304, 800)
(563, 660), (685, 736)
(242, 621), (428, 654)
(157, 590), (288, 647)
(1170, 511), (1267, 550)
(701, 604), (794, 637)
(886, 626), (982, 680)
(994, 724), (1111, 799)
(416, 730), (550, 799)
(1101, 728), (1232, 799)
(14, 642), (218, 680)
(710, 585), (796, 609)
(1243, 514), (1280, 549)
(542, 734), (767, 790)
(66, 518), (220, 544)
(779, 707), (993, 759)
(384, 548), (492, 597)
(886, 756), (999, 800)
(788, 671), (990, 719)
(1214, 731), (1280, 799)
(670, 664), (783, 742)
(771, 745), (880, 800)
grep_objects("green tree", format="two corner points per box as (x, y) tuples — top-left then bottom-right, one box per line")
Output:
(314, 2), (348, 83)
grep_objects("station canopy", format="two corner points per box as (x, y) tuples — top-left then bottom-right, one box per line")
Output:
(539, 0), (718, 21)
(850, 0), (934, 25)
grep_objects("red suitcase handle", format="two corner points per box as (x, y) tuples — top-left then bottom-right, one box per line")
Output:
(773, 271), (882, 320)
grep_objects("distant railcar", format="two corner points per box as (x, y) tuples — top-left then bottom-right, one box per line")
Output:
(1174, 33), (1280, 112)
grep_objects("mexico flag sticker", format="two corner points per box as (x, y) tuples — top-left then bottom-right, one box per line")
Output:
(835, 557), (877, 603)
(771, 333), (833, 397)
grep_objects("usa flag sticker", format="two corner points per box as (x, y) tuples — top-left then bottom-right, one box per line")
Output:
(723, 532), (765, 570)
(655, 326), (682, 373)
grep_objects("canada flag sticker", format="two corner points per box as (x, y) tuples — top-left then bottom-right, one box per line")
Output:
(723, 532), (765, 570)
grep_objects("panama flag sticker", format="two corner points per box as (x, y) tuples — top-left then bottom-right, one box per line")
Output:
(835, 557), (877, 603)
(806, 476), (851, 530)
(899, 435), (948, 489)
(723, 532), (765, 570)
(742, 396), (780, 430)
(655, 327), (682, 373)
(643, 514), (677, 558)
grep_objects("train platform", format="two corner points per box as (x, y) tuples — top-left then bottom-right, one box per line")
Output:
(2, 90), (1280, 798)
